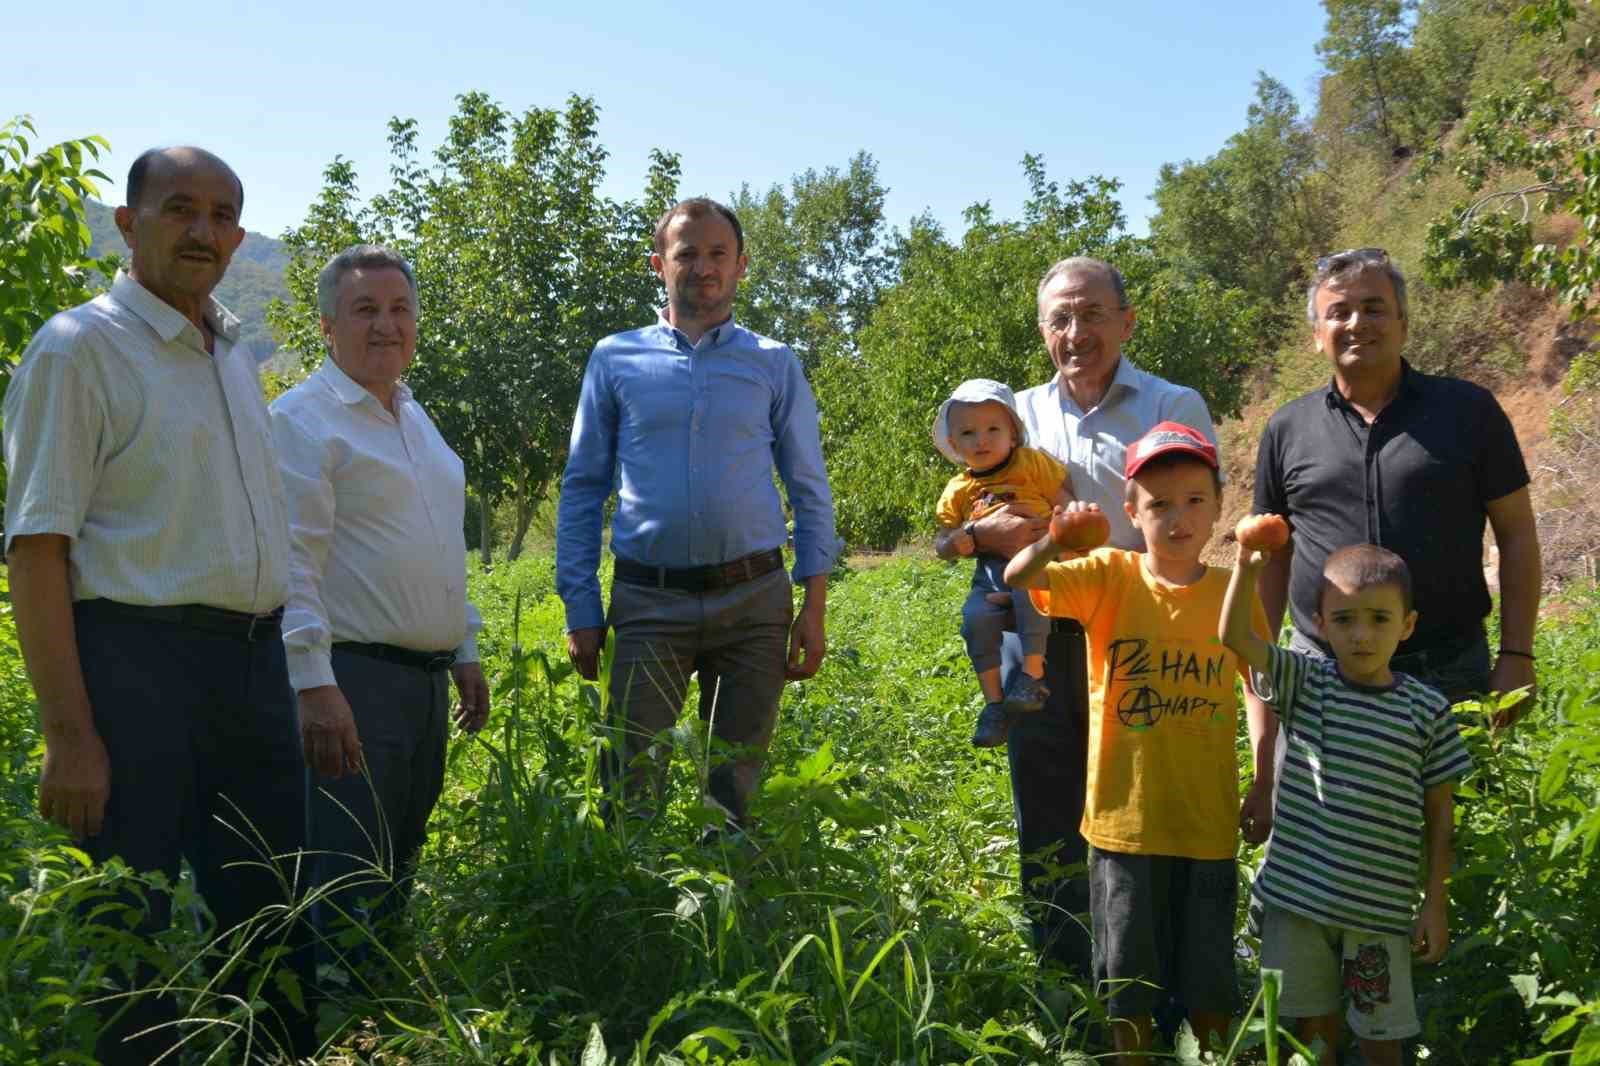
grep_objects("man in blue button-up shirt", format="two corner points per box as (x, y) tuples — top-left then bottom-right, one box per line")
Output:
(556, 197), (836, 831)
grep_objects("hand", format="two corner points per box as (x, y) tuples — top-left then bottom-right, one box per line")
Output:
(975, 504), (1050, 560)
(451, 661), (491, 733)
(786, 601), (827, 680)
(1487, 654), (1536, 727)
(1413, 896), (1449, 963)
(1234, 542), (1271, 571)
(567, 626), (606, 682)
(1239, 777), (1274, 845)
(298, 685), (364, 779)
(950, 529), (976, 557)
(38, 727), (111, 839)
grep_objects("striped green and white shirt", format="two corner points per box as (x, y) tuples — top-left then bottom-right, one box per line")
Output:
(1251, 644), (1473, 937)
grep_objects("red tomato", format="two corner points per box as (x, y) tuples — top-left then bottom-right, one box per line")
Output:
(1236, 513), (1290, 551)
(1050, 508), (1110, 550)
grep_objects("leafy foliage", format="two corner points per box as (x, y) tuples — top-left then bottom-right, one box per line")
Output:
(0, 118), (118, 437)
(730, 152), (897, 370)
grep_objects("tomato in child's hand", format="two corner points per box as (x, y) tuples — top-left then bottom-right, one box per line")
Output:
(1236, 513), (1290, 551)
(1049, 508), (1110, 550)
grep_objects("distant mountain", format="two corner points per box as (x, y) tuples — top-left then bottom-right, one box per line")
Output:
(84, 201), (291, 364)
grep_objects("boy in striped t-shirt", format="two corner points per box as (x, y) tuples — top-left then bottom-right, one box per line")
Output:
(1220, 540), (1473, 1066)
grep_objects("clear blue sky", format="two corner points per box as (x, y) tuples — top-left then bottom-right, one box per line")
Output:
(6, 1), (1329, 242)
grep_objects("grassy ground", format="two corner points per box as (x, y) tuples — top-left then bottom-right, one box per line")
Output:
(2, 556), (1599, 1063)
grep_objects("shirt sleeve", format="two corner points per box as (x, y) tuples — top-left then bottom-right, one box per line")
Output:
(936, 475), (970, 527)
(1028, 548), (1113, 623)
(1420, 693), (1475, 787)
(555, 348), (619, 633)
(1473, 391), (1531, 504)
(771, 349), (839, 581)
(270, 404), (339, 692)
(1259, 642), (1311, 721)
(1253, 419), (1287, 516)
(1029, 448), (1069, 499)
(2, 347), (107, 553)
(455, 598), (483, 664)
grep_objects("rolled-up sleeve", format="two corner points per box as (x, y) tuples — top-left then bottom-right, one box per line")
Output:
(771, 351), (837, 580)
(456, 599), (483, 664)
(555, 349), (618, 632)
(2, 349), (105, 552)
(270, 405), (339, 691)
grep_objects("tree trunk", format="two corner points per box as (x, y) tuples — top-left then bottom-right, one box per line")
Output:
(506, 464), (533, 562)
(479, 476), (492, 567)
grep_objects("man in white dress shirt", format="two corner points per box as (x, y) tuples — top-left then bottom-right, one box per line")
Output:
(3, 146), (314, 1064)
(270, 244), (489, 970)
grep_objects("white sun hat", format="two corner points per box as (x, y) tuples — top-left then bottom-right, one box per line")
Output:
(931, 378), (1029, 465)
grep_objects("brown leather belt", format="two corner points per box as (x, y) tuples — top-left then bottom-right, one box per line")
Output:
(76, 599), (285, 642)
(613, 548), (785, 593)
(334, 641), (457, 673)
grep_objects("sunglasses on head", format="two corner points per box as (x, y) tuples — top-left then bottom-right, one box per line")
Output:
(1315, 247), (1390, 274)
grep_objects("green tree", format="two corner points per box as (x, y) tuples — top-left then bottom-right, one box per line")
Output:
(0, 117), (119, 501)
(1317, 0), (1424, 150)
(818, 158), (1264, 548)
(729, 152), (895, 368)
(1150, 74), (1340, 320)
(272, 93), (679, 560)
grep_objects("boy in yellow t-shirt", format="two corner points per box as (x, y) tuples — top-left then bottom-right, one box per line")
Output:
(932, 378), (1073, 748)
(1005, 421), (1270, 1063)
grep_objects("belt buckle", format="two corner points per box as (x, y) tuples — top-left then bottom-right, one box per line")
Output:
(427, 654), (457, 672)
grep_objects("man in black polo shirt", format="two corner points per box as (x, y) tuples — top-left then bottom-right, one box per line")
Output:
(1253, 249), (1540, 724)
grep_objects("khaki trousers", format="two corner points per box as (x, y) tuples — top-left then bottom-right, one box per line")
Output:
(605, 567), (793, 824)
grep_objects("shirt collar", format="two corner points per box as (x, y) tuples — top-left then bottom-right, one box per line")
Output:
(110, 270), (241, 346)
(317, 355), (411, 410)
(656, 309), (735, 350)
(1323, 358), (1418, 411)
(1051, 355), (1141, 411)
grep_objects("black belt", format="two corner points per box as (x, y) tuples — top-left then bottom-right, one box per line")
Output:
(613, 548), (785, 592)
(334, 641), (457, 673)
(77, 599), (284, 641)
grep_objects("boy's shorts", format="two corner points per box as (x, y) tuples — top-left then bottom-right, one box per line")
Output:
(1258, 901), (1420, 1042)
(1090, 848), (1240, 1018)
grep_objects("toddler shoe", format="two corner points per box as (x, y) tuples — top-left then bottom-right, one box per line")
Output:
(971, 702), (1011, 748)
(1002, 671), (1050, 713)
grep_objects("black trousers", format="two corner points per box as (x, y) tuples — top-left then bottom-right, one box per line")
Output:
(1002, 618), (1093, 976)
(306, 647), (450, 976)
(73, 602), (315, 1064)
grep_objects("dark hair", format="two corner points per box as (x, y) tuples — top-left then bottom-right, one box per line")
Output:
(1319, 543), (1414, 612)
(1123, 451), (1222, 504)
(653, 197), (744, 255)
(126, 146), (245, 211)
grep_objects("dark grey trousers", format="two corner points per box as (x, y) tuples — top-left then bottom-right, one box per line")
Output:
(72, 602), (315, 1065)
(1003, 619), (1094, 977)
(306, 648), (449, 972)
(605, 567), (793, 824)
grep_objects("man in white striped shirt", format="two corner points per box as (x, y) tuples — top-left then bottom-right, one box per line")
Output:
(269, 244), (489, 975)
(2, 146), (314, 1063)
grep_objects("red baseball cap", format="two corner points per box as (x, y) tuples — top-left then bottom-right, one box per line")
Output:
(1124, 421), (1219, 479)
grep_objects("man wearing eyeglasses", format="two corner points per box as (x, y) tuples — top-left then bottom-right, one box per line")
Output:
(966, 256), (1258, 983)
(1254, 249), (1540, 726)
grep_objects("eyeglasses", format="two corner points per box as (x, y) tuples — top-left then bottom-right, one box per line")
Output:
(1038, 305), (1128, 334)
(1315, 247), (1389, 275)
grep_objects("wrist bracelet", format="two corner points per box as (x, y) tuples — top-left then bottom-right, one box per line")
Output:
(1498, 647), (1535, 660)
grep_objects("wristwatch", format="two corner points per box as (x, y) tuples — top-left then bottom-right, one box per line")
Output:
(964, 520), (978, 548)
